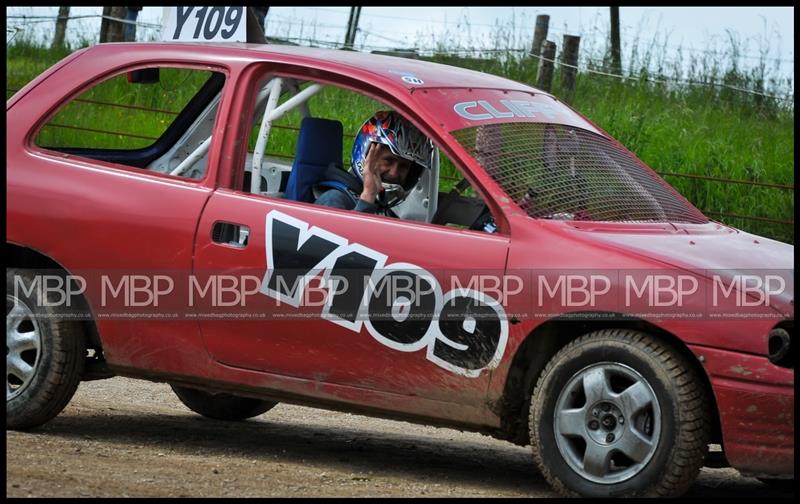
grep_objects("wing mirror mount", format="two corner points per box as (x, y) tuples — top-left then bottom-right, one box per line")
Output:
(127, 67), (160, 84)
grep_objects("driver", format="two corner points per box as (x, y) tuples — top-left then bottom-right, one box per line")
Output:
(314, 111), (433, 216)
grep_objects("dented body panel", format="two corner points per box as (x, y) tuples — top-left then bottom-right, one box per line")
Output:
(689, 346), (794, 476)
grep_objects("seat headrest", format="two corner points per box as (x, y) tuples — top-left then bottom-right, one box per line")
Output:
(284, 117), (344, 203)
(294, 117), (343, 167)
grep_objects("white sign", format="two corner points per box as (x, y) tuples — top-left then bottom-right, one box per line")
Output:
(162, 7), (247, 42)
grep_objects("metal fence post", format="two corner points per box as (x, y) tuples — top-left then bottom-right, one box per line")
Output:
(344, 6), (362, 49)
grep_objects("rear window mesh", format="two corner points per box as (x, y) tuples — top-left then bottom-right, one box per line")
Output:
(451, 123), (708, 223)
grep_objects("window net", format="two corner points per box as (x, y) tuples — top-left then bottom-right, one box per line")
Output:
(451, 123), (708, 223)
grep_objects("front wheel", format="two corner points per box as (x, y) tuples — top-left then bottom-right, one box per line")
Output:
(171, 384), (277, 421)
(529, 329), (711, 497)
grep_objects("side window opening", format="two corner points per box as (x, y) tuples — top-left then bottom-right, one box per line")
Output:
(34, 67), (225, 180)
(241, 79), (384, 198)
(432, 155), (496, 232)
(237, 74), (498, 233)
(241, 78), (323, 196)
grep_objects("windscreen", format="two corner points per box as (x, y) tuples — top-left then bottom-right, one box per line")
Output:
(451, 122), (708, 223)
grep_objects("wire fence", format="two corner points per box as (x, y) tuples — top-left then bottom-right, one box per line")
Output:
(265, 7), (795, 65)
(284, 6), (797, 65)
(6, 12), (794, 104)
(6, 13), (793, 230)
(7, 84), (793, 194)
(435, 174), (793, 226)
(7, 84), (790, 228)
(522, 51), (794, 103)
(8, 9), (794, 68)
(258, 36), (795, 104)
(7, 13), (162, 30)
(6, 13), (162, 45)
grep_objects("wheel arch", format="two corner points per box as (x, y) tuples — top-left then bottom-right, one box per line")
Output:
(6, 243), (103, 353)
(493, 313), (722, 447)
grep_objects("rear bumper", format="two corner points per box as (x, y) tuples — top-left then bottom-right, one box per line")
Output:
(690, 346), (794, 477)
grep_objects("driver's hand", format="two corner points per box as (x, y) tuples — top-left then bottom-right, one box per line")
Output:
(360, 143), (384, 204)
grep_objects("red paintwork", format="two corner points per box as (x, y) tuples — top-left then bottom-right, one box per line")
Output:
(689, 345), (794, 476)
(6, 42), (794, 477)
(193, 190), (508, 408)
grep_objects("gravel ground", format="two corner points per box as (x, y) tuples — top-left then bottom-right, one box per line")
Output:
(5, 377), (793, 497)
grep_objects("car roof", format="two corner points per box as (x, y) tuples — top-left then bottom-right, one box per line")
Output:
(240, 43), (544, 92)
(92, 42), (550, 95)
(72, 42), (597, 134)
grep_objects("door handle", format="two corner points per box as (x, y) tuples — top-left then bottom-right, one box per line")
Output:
(212, 221), (250, 248)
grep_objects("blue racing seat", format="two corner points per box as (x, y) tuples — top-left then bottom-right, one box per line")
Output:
(284, 117), (344, 203)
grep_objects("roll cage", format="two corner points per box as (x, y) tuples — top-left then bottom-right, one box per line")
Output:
(168, 74), (441, 223)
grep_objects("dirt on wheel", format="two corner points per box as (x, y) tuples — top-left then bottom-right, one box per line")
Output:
(5, 377), (792, 497)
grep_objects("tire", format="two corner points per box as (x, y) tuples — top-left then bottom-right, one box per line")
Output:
(7, 268), (86, 430)
(529, 329), (710, 497)
(171, 384), (277, 421)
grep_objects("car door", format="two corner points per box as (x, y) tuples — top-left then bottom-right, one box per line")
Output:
(193, 193), (510, 403)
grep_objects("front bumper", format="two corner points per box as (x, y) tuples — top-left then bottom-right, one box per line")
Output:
(691, 345), (794, 477)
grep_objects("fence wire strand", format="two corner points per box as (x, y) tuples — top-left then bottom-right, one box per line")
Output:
(6, 14), (793, 230)
(7, 14), (162, 30)
(5, 13), (793, 104)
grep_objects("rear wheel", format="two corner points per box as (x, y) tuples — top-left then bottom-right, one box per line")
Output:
(529, 329), (710, 497)
(7, 268), (86, 429)
(171, 384), (277, 421)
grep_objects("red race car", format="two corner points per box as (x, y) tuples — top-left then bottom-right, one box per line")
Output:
(6, 42), (794, 497)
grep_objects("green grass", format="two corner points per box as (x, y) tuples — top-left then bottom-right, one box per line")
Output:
(7, 35), (794, 243)
(568, 69), (794, 243)
(35, 69), (211, 150)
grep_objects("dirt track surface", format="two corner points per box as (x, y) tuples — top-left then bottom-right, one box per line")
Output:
(5, 377), (793, 498)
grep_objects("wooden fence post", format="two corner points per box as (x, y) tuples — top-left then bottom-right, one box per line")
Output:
(610, 7), (622, 75)
(52, 6), (70, 49)
(560, 34), (581, 103)
(99, 7), (111, 43)
(536, 40), (557, 92)
(531, 14), (549, 57)
(106, 6), (127, 42)
(251, 6), (269, 34)
(246, 7), (268, 43)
